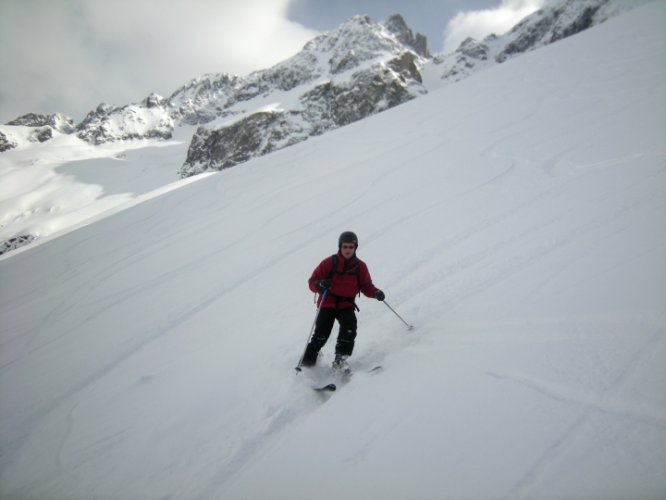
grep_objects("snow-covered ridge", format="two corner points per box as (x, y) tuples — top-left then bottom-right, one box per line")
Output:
(426, 0), (655, 87)
(0, 113), (75, 152)
(6, 112), (75, 134)
(75, 97), (175, 145)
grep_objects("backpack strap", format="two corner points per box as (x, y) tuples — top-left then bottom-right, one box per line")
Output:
(328, 254), (338, 279)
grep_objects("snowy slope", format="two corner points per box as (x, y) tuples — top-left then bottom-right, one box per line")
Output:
(0, 126), (201, 256)
(1, 2), (665, 499)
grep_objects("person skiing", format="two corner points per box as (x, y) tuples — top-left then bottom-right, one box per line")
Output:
(302, 231), (385, 371)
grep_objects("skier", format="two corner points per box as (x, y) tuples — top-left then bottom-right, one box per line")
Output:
(302, 231), (385, 372)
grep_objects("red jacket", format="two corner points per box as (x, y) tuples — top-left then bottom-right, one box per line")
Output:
(308, 252), (379, 309)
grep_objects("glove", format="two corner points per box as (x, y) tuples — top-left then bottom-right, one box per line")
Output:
(316, 279), (332, 292)
(374, 290), (385, 301)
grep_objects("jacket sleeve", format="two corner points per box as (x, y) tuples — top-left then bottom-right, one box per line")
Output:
(358, 261), (379, 298)
(308, 257), (333, 293)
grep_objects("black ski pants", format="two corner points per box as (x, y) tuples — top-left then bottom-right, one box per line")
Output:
(309, 307), (358, 357)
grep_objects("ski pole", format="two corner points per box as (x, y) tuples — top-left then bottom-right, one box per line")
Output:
(383, 300), (414, 330)
(296, 290), (328, 371)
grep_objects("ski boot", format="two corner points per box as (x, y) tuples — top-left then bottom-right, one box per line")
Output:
(332, 354), (352, 375)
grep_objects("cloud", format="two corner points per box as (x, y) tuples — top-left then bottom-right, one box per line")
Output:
(0, 0), (318, 123)
(442, 0), (545, 54)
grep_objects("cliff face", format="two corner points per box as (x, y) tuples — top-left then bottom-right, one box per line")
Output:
(179, 14), (429, 176)
(431, 0), (632, 84)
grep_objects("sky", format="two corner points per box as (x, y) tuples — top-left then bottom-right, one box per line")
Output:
(0, 0), (544, 125)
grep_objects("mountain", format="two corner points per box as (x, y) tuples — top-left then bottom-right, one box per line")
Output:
(0, 0), (657, 256)
(0, 2), (664, 499)
(427, 0), (648, 84)
(179, 14), (429, 177)
(2, 2), (646, 164)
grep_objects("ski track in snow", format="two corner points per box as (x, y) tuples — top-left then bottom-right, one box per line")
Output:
(198, 388), (318, 497)
(496, 325), (666, 499)
(203, 366), (387, 496)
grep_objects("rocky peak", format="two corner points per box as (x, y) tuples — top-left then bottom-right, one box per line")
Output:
(299, 13), (428, 75)
(179, 13), (430, 177)
(458, 38), (490, 60)
(2, 112), (76, 145)
(6, 112), (75, 134)
(383, 14), (430, 58)
(430, 0), (640, 84)
(496, 0), (609, 62)
(76, 99), (173, 145)
(143, 93), (167, 109)
(168, 73), (240, 125)
(0, 130), (18, 152)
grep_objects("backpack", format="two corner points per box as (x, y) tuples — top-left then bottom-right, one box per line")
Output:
(328, 254), (361, 280)
(327, 254), (361, 310)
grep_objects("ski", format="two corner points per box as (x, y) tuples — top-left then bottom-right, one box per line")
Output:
(314, 365), (383, 393)
(314, 383), (337, 392)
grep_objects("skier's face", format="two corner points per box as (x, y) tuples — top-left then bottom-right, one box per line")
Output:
(340, 243), (356, 259)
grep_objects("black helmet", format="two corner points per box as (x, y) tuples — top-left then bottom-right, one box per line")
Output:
(338, 231), (358, 249)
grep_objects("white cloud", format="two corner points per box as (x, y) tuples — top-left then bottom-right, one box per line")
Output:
(441, 0), (546, 54)
(0, 0), (318, 123)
